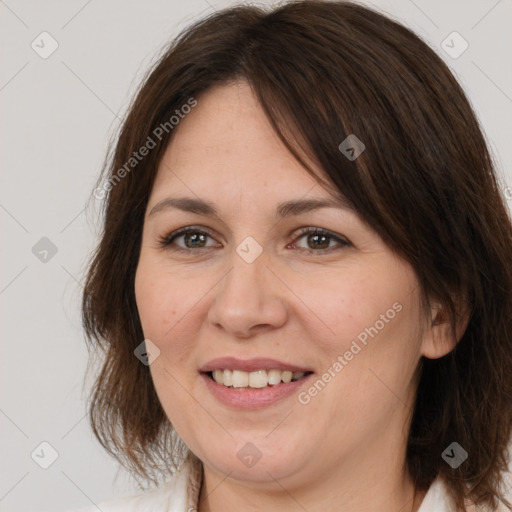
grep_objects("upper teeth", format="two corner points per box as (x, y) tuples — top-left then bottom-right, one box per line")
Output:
(211, 369), (306, 388)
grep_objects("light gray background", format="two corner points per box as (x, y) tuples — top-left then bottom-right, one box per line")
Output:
(1, 0), (511, 511)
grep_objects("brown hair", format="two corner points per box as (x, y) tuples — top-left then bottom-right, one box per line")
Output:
(82, 1), (512, 509)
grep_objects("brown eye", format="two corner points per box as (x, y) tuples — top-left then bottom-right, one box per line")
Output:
(292, 227), (351, 253)
(158, 225), (351, 255)
(159, 227), (218, 251)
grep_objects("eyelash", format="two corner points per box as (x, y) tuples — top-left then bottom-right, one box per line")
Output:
(157, 226), (351, 254)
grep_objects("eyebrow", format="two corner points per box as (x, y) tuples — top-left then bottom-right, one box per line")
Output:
(148, 195), (356, 219)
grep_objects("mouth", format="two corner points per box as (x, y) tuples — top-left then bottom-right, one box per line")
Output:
(198, 357), (315, 408)
(203, 369), (314, 389)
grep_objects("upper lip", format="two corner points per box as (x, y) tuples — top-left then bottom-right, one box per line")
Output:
(199, 357), (313, 373)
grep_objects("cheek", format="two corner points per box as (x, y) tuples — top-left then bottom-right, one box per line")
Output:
(297, 264), (421, 382)
(135, 257), (210, 369)
(134, 261), (185, 345)
(289, 269), (399, 354)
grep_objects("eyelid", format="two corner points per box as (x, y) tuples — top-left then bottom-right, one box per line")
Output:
(158, 225), (219, 249)
(158, 225), (352, 252)
(292, 226), (351, 248)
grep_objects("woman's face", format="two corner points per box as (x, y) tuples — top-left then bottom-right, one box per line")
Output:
(135, 80), (435, 489)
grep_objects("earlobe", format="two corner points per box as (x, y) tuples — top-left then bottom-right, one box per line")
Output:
(421, 300), (471, 360)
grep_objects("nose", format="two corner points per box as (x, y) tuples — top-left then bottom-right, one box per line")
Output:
(206, 244), (287, 339)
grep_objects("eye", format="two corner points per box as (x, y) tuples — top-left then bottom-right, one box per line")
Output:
(290, 227), (351, 253)
(157, 226), (351, 254)
(158, 226), (219, 251)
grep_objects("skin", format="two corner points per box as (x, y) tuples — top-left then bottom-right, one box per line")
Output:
(134, 80), (468, 512)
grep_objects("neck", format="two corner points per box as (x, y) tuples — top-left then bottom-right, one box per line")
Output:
(197, 448), (427, 512)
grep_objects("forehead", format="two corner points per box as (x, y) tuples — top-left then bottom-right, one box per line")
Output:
(151, 81), (331, 199)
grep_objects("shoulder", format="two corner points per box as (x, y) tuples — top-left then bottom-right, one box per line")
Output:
(417, 478), (457, 512)
(419, 433), (512, 512)
(419, 477), (512, 512)
(65, 455), (203, 512)
(65, 479), (177, 512)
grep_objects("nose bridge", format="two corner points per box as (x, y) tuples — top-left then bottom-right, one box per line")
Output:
(207, 237), (286, 337)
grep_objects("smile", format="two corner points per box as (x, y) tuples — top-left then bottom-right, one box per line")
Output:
(208, 369), (312, 389)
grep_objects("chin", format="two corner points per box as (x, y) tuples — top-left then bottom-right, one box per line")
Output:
(198, 440), (308, 483)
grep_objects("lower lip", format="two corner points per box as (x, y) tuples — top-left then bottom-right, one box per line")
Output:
(200, 372), (314, 410)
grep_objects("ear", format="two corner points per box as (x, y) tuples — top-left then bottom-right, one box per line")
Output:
(421, 299), (471, 359)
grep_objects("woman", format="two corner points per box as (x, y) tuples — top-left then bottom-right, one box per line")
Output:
(75, 1), (512, 511)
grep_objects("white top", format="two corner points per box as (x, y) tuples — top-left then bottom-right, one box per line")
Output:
(68, 454), (502, 512)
